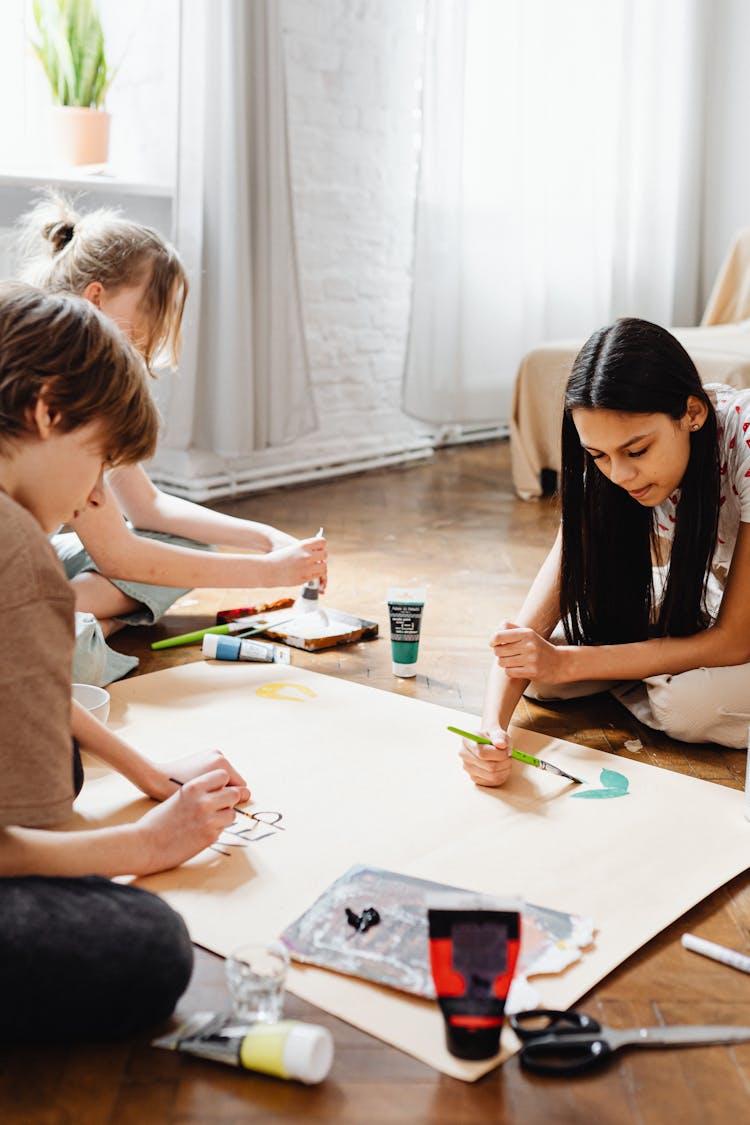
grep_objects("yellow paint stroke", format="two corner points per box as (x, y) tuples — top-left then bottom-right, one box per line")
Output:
(256, 682), (317, 702)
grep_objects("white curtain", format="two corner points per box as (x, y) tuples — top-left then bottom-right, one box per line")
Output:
(160, 0), (315, 460)
(403, 0), (708, 425)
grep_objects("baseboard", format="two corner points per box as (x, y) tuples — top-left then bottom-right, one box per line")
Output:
(148, 423), (509, 502)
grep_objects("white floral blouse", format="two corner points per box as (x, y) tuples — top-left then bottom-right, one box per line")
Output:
(653, 384), (750, 620)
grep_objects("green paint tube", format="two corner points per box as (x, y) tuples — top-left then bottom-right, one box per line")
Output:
(387, 587), (426, 678)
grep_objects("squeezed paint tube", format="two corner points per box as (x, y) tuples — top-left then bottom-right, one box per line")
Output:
(152, 1012), (333, 1084)
(294, 580), (321, 612)
(293, 527), (325, 614)
(202, 634), (290, 664)
(386, 587), (426, 677)
(427, 893), (522, 1060)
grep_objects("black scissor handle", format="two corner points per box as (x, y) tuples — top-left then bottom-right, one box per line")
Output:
(510, 1008), (601, 1042)
(519, 1031), (614, 1076)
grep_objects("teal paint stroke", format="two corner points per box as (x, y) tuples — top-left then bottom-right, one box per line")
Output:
(571, 768), (629, 800)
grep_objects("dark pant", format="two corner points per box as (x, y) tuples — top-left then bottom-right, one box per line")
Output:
(0, 875), (193, 1042)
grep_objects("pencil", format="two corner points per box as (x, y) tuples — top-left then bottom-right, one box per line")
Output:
(168, 777), (255, 820)
(446, 726), (584, 785)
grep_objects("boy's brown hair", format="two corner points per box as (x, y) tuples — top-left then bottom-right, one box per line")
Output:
(17, 193), (188, 372)
(0, 283), (159, 466)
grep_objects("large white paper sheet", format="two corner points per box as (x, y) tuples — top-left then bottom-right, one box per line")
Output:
(72, 662), (750, 1080)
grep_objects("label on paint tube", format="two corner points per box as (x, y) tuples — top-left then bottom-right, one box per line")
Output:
(202, 634), (290, 664)
(387, 587), (426, 676)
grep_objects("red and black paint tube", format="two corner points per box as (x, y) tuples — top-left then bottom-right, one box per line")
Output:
(428, 896), (522, 1060)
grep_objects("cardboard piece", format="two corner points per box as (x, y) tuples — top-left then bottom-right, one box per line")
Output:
(228, 605), (378, 651)
(72, 662), (750, 1081)
(266, 608), (378, 651)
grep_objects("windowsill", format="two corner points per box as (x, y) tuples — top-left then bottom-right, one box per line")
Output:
(0, 168), (173, 198)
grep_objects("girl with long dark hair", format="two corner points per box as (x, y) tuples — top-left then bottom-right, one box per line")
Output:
(461, 318), (750, 786)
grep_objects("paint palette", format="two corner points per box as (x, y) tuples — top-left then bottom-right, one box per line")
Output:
(281, 864), (593, 1002)
(247, 607), (379, 652)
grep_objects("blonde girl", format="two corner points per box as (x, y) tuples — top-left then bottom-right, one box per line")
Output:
(19, 195), (327, 684)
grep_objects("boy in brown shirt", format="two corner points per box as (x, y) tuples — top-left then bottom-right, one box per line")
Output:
(0, 284), (249, 1040)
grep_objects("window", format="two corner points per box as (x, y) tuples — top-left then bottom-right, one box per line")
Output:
(0, 0), (179, 190)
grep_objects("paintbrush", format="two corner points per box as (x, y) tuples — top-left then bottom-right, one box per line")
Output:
(168, 777), (255, 820)
(152, 616), (297, 650)
(447, 726), (584, 785)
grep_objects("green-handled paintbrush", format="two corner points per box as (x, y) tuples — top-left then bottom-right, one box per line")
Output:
(151, 616), (295, 651)
(447, 725), (584, 784)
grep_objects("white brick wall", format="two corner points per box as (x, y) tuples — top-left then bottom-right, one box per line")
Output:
(282, 0), (427, 454)
(150, 3), (505, 500)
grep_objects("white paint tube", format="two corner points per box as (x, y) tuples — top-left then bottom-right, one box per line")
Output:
(293, 527), (326, 616)
(202, 634), (290, 664)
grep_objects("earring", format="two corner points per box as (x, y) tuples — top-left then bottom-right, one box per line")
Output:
(691, 424), (699, 431)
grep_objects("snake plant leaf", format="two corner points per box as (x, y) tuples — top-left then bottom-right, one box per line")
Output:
(30, 0), (110, 108)
(77, 21), (106, 106)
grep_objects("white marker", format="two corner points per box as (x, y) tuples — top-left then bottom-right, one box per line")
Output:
(681, 932), (750, 975)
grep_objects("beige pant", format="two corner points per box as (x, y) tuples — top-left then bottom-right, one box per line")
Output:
(527, 643), (750, 750)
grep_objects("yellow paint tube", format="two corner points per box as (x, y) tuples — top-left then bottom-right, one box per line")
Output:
(152, 1013), (334, 1084)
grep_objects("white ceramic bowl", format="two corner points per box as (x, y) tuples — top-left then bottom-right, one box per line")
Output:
(72, 683), (110, 724)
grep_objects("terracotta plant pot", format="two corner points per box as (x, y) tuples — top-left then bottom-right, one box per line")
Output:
(49, 105), (111, 166)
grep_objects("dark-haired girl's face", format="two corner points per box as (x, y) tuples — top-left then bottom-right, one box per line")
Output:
(572, 406), (698, 507)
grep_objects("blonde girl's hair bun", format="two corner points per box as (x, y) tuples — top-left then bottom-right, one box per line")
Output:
(44, 220), (76, 255)
(16, 191), (81, 275)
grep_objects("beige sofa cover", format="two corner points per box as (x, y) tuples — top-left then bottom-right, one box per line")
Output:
(511, 230), (750, 500)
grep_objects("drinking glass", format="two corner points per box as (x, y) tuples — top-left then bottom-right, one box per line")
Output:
(225, 941), (289, 1023)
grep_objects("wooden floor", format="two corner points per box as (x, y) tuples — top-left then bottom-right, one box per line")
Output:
(3, 440), (749, 1123)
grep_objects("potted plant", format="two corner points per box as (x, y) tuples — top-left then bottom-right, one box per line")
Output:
(31, 0), (113, 166)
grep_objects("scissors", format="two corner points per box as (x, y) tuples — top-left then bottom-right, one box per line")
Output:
(510, 1008), (750, 1075)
